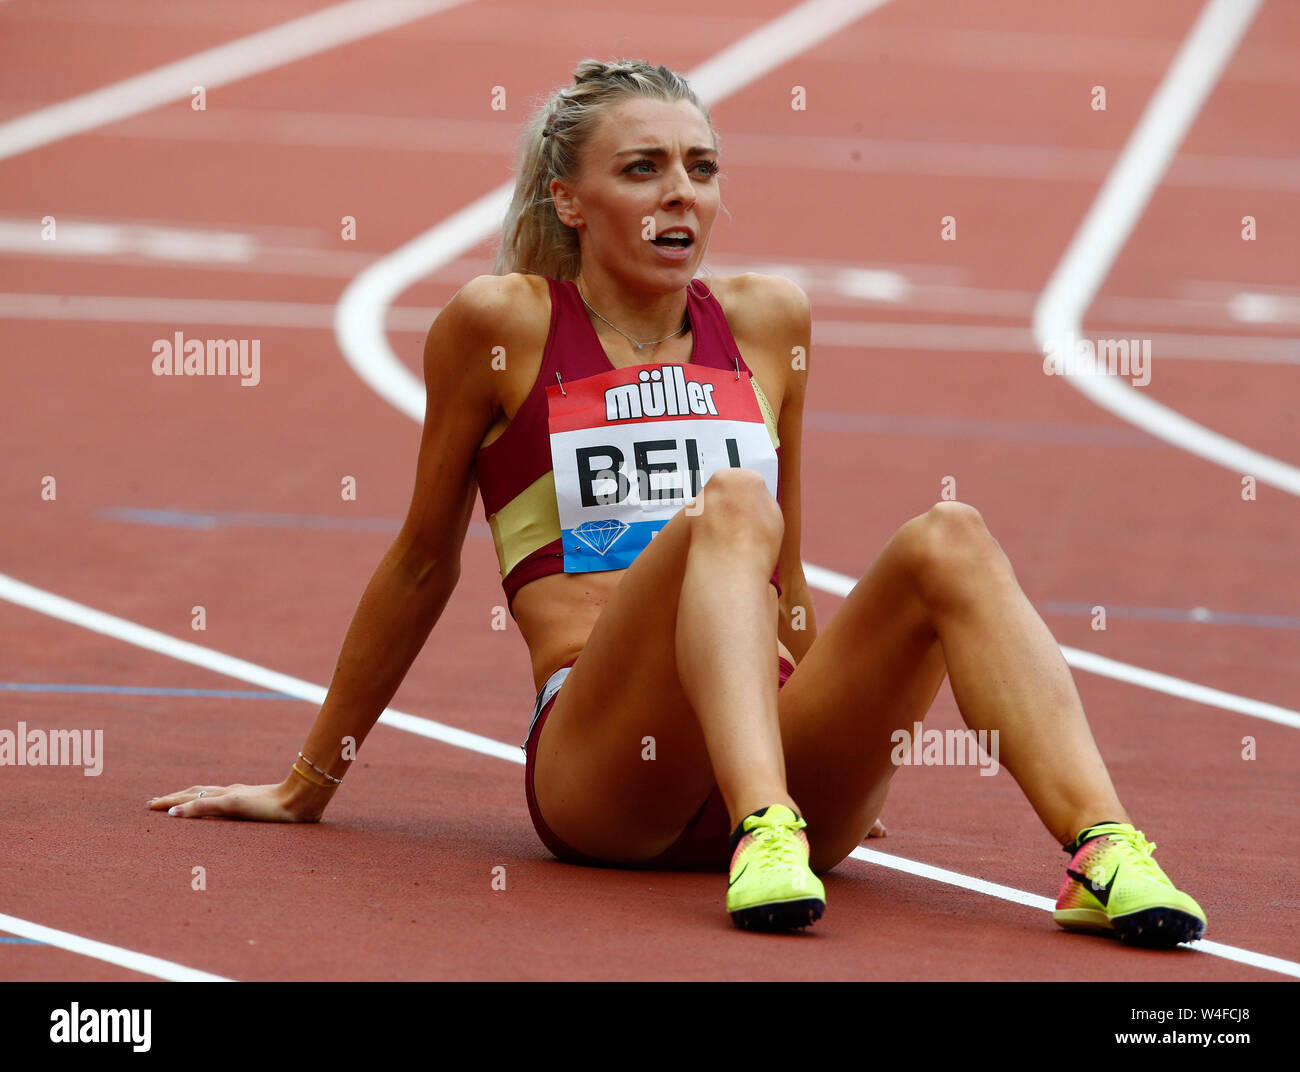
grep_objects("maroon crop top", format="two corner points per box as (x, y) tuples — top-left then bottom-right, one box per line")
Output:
(474, 275), (783, 614)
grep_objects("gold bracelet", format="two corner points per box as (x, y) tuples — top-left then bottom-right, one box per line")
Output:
(298, 751), (343, 785)
(292, 763), (338, 790)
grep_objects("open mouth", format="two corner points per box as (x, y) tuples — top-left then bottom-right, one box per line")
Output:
(651, 229), (694, 249)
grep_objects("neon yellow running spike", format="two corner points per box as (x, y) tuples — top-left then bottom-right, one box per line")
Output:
(1054, 822), (1206, 947)
(726, 805), (825, 932)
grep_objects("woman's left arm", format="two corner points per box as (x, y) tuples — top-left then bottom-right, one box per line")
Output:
(769, 276), (817, 663)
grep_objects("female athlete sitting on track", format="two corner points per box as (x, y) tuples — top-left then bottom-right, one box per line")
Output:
(151, 58), (1205, 943)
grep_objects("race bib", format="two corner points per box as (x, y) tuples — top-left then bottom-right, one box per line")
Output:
(546, 362), (779, 574)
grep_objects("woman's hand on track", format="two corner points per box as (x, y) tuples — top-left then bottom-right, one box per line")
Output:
(147, 781), (316, 822)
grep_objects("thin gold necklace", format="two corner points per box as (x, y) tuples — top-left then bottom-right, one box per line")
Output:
(575, 281), (689, 352)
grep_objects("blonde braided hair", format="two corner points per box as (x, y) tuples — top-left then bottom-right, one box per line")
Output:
(492, 58), (719, 281)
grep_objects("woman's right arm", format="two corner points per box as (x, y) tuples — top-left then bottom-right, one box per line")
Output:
(149, 276), (506, 821)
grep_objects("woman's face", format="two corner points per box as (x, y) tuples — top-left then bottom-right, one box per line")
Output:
(552, 96), (720, 291)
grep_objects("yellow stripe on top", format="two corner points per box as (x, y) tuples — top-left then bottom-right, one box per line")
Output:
(489, 469), (563, 580)
(751, 378), (780, 450)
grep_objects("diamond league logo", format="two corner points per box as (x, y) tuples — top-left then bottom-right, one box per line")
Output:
(572, 519), (630, 556)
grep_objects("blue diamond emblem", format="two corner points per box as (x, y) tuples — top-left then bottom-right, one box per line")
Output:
(573, 519), (629, 556)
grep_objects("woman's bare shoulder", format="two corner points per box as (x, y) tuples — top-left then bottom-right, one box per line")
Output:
(452, 272), (552, 340)
(704, 272), (810, 340)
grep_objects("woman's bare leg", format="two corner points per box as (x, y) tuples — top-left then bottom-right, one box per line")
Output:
(675, 475), (797, 826)
(534, 467), (795, 862)
(778, 501), (1128, 872)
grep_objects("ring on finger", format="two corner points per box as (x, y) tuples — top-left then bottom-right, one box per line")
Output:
(196, 791), (207, 799)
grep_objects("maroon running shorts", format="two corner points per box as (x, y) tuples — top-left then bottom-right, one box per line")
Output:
(523, 653), (797, 871)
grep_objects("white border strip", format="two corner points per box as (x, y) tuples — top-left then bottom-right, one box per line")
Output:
(1032, 0), (1300, 496)
(0, 911), (231, 982)
(0, 0), (476, 162)
(2, 573), (1295, 977)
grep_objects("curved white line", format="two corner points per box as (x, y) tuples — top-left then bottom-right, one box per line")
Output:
(1032, 0), (1300, 495)
(336, 186), (510, 422)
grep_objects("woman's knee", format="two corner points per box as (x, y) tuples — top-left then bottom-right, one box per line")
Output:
(691, 467), (783, 548)
(894, 501), (1007, 610)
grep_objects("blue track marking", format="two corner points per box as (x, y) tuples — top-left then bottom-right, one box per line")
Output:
(99, 507), (400, 531)
(98, 506), (492, 536)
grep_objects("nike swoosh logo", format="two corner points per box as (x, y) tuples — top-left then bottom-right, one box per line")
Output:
(1068, 866), (1118, 906)
(728, 863), (749, 888)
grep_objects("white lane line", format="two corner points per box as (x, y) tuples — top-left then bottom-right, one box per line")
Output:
(1033, 0), (1300, 495)
(1061, 647), (1300, 730)
(336, 185), (509, 419)
(0, 573), (524, 765)
(850, 848), (1300, 979)
(0, 0), (476, 161)
(334, 0), (899, 422)
(682, 0), (897, 100)
(2, 572), (1295, 978)
(802, 563), (1300, 729)
(0, 911), (232, 982)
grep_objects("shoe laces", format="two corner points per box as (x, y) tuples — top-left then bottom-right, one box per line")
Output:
(744, 814), (807, 871)
(1100, 827), (1170, 886)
